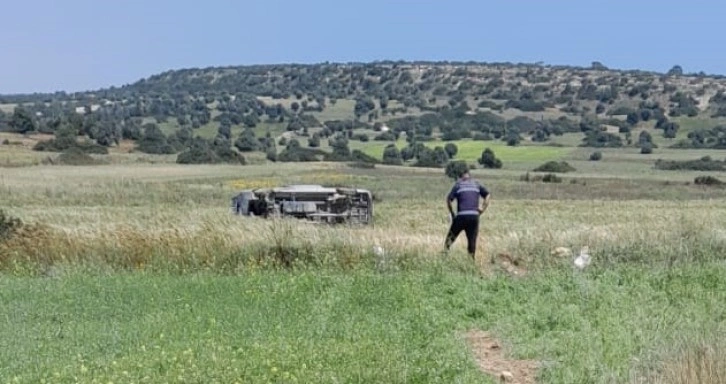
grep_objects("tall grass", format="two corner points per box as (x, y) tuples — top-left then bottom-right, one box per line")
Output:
(633, 337), (726, 384)
(3, 197), (726, 276)
(3, 162), (726, 382)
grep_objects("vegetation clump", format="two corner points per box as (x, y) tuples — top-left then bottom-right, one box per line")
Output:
(0, 209), (23, 242)
(694, 175), (724, 186)
(655, 156), (726, 171)
(533, 161), (576, 173)
(478, 148), (502, 169)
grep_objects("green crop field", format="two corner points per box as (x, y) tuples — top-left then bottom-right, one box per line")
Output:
(3, 138), (726, 383)
(351, 139), (573, 164)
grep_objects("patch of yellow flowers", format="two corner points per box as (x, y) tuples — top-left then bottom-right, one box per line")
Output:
(228, 173), (372, 190)
(227, 178), (279, 190)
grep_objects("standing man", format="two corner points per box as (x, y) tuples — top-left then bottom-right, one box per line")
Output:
(444, 168), (490, 260)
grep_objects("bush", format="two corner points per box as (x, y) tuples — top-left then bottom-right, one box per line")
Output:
(479, 148), (502, 169)
(655, 157), (726, 171)
(0, 209), (23, 242)
(57, 147), (102, 166)
(542, 173), (563, 183)
(349, 149), (379, 164)
(445, 160), (469, 180)
(176, 139), (246, 165)
(374, 131), (396, 141)
(520, 172), (562, 183)
(533, 161), (576, 173)
(589, 151), (603, 161)
(694, 175), (724, 186)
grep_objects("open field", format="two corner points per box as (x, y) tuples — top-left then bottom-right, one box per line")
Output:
(350, 139), (573, 164)
(3, 142), (726, 382)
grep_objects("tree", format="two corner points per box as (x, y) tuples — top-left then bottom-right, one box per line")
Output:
(444, 143), (458, 158)
(640, 142), (653, 154)
(626, 112), (640, 126)
(667, 65), (684, 76)
(663, 122), (679, 139)
(266, 146), (277, 162)
(136, 123), (174, 154)
(177, 138), (216, 164)
(445, 160), (469, 180)
(329, 134), (350, 159)
(8, 107), (36, 134)
(234, 128), (260, 152)
(382, 144), (402, 165)
(218, 123), (232, 140)
(638, 130), (657, 148)
(591, 61), (608, 70)
(0, 110), (6, 131)
(414, 146), (448, 168)
(354, 97), (376, 119)
(479, 147), (502, 169)
(177, 137), (245, 164)
(308, 132), (321, 148)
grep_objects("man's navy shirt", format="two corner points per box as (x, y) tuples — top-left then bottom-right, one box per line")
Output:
(447, 177), (489, 216)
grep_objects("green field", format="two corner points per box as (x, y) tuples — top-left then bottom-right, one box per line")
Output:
(351, 139), (573, 164)
(3, 137), (726, 383)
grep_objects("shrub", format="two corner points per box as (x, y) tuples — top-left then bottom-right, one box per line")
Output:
(655, 157), (726, 171)
(176, 138), (246, 165)
(533, 161), (576, 173)
(542, 173), (563, 183)
(0, 209), (23, 242)
(589, 151), (603, 161)
(479, 148), (503, 169)
(57, 147), (102, 166)
(694, 175), (724, 186)
(374, 131), (396, 141)
(445, 160), (469, 180)
(349, 149), (379, 165)
(520, 172), (562, 183)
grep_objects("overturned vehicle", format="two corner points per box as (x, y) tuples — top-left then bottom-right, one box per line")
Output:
(231, 184), (374, 225)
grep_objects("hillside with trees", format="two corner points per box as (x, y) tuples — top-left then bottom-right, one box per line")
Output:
(2, 61), (726, 166)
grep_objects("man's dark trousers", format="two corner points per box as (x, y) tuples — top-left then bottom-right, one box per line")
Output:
(445, 214), (479, 258)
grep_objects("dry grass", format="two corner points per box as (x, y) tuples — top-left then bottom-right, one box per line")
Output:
(633, 339), (726, 384)
(3, 161), (726, 383)
(3, 162), (726, 276)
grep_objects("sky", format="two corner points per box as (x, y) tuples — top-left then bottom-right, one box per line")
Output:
(2, 0), (724, 94)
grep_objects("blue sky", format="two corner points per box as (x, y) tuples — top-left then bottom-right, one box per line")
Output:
(2, 0), (723, 94)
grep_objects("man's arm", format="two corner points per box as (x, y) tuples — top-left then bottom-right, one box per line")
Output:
(446, 184), (457, 219)
(478, 184), (490, 214)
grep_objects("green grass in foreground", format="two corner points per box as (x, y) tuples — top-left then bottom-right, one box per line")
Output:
(2, 263), (726, 383)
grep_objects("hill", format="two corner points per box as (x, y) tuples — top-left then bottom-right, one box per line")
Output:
(3, 61), (726, 166)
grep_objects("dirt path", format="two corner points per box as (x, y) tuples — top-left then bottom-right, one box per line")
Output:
(464, 330), (540, 383)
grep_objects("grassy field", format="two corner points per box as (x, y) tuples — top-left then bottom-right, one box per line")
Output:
(3, 141), (726, 383)
(351, 139), (573, 164)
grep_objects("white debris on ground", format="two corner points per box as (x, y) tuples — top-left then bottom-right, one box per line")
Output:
(550, 245), (592, 271)
(573, 246), (591, 270)
(373, 244), (397, 272)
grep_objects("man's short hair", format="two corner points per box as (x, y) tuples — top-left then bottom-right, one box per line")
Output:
(458, 168), (470, 178)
